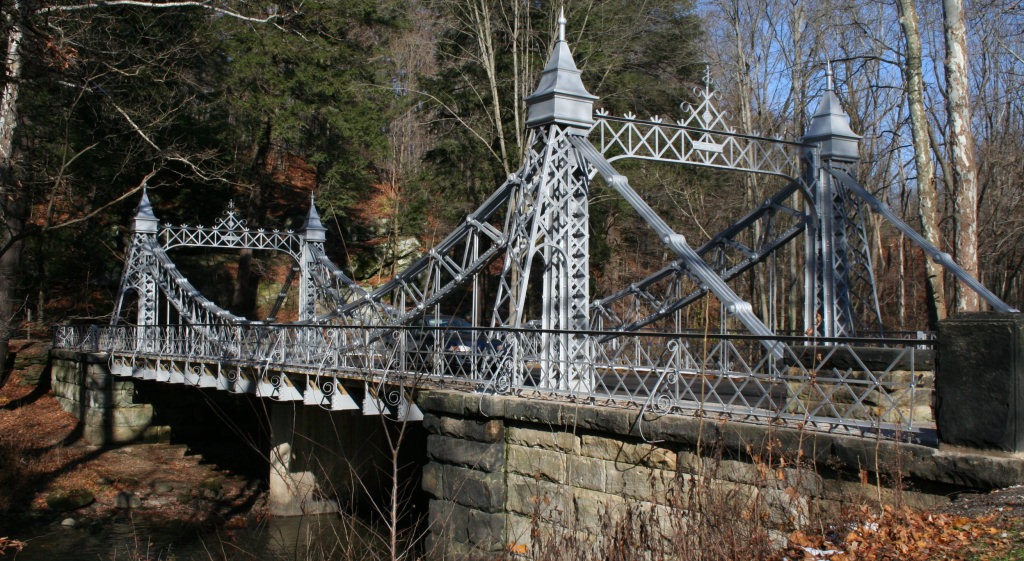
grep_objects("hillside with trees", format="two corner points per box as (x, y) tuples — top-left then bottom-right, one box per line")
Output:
(1, 0), (1022, 374)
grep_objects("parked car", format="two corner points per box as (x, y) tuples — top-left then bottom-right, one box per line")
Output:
(405, 314), (502, 376)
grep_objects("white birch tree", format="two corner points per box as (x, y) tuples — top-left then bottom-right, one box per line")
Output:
(942, 0), (981, 312)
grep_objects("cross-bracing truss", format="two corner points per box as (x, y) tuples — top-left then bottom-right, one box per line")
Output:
(99, 18), (1017, 433)
(590, 181), (806, 333)
(111, 52), (1015, 350)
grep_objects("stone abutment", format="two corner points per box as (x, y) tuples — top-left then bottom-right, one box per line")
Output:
(416, 389), (1024, 558)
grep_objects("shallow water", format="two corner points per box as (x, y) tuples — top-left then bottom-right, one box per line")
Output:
(10, 514), (373, 561)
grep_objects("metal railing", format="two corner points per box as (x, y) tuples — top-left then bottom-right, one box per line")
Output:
(53, 324), (934, 434)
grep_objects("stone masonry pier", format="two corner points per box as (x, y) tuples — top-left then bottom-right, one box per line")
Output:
(417, 389), (1024, 558)
(50, 349), (165, 444)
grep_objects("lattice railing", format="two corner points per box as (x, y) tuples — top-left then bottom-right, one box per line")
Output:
(159, 205), (303, 260)
(592, 113), (805, 180)
(54, 324), (934, 434)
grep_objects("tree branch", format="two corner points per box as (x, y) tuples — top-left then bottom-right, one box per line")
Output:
(36, 1), (284, 25)
(58, 78), (230, 183)
(396, 85), (505, 166)
(49, 170), (157, 232)
(0, 170), (156, 258)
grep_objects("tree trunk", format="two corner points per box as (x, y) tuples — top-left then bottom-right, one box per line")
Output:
(230, 248), (258, 319)
(897, 0), (948, 323)
(725, 0), (767, 322)
(785, 0), (807, 333)
(471, 0), (510, 175)
(0, 192), (25, 380)
(942, 0), (981, 312)
(0, 1), (23, 186)
(0, 1), (25, 381)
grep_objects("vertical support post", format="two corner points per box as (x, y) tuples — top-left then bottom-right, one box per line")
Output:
(494, 10), (597, 393)
(818, 158), (837, 338)
(562, 147), (591, 392)
(114, 190), (160, 348)
(299, 198), (327, 322)
(801, 64), (863, 338)
(803, 159), (818, 334)
(133, 191), (160, 329)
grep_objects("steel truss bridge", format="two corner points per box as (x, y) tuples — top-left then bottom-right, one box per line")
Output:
(54, 16), (1015, 437)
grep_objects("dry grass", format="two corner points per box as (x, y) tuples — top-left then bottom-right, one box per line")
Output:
(513, 445), (789, 561)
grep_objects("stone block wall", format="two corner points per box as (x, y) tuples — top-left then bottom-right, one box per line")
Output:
(49, 349), (167, 444)
(421, 415), (507, 557)
(418, 390), (1024, 560)
(502, 426), (686, 551)
(420, 408), (827, 557)
(937, 312), (1024, 452)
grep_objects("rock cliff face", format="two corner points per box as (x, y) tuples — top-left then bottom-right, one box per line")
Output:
(348, 231), (423, 284)
(346, 182), (426, 285)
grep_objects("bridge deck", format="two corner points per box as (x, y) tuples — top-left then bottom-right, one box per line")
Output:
(54, 325), (935, 438)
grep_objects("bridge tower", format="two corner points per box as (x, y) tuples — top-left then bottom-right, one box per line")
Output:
(299, 199), (328, 321)
(801, 65), (883, 337)
(492, 10), (597, 391)
(112, 189), (160, 329)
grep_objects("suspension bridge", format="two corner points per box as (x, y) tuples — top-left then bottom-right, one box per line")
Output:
(52, 15), (1015, 441)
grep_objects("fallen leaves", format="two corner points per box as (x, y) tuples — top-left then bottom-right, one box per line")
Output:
(776, 504), (1019, 561)
(1, 356), (258, 526)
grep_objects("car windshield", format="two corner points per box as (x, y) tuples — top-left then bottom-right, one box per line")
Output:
(424, 316), (472, 328)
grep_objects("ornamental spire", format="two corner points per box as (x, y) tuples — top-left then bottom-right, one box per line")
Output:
(133, 188), (159, 234)
(803, 61), (861, 163)
(303, 194), (327, 242)
(524, 8), (598, 131)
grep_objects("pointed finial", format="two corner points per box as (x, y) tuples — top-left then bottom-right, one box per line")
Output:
(524, 6), (597, 130)
(704, 65), (712, 87)
(803, 58), (861, 163)
(133, 187), (159, 234)
(303, 195), (327, 241)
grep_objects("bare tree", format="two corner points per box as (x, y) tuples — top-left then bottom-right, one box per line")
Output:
(896, 0), (947, 322)
(942, 0), (981, 312)
(379, 9), (438, 279)
(0, 1), (286, 378)
(0, 0), (27, 380)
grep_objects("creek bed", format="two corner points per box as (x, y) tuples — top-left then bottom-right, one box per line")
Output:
(9, 513), (380, 561)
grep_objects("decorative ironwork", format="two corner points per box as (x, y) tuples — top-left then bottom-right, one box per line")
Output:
(53, 324), (935, 434)
(680, 67), (734, 132)
(160, 203), (303, 261)
(80, 15), (1018, 440)
(591, 113), (804, 180)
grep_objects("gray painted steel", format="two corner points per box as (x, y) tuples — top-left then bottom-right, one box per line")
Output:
(82, 15), (1014, 436)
